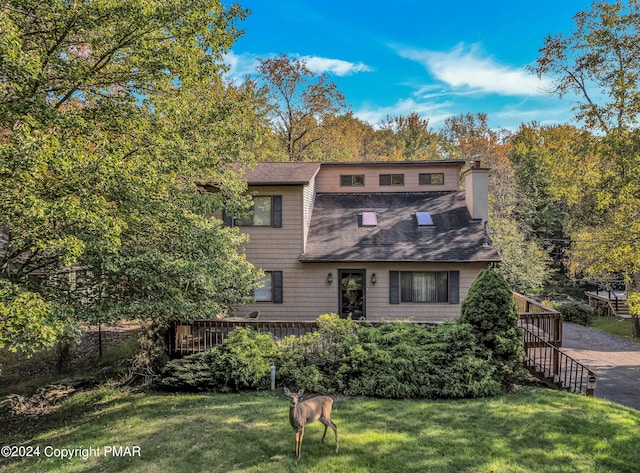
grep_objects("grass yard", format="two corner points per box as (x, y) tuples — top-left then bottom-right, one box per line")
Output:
(1, 387), (639, 473)
(590, 317), (639, 343)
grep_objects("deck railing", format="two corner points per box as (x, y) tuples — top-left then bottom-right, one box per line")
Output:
(171, 294), (564, 357)
(514, 292), (596, 395)
(514, 292), (563, 347)
(170, 319), (321, 357)
(522, 326), (596, 395)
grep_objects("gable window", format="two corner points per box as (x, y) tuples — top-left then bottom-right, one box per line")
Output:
(419, 173), (444, 185)
(340, 174), (365, 187)
(379, 174), (404, 186)
(232, 195), (282, 227)
(254, 271), (283, 303)
(389, 271), (459, 304)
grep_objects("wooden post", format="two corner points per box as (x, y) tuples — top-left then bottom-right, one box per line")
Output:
(98, 321), (102, 359)
(586, 371), (597, 397)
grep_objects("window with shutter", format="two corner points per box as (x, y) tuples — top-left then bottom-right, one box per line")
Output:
(389, 271), (400, 304)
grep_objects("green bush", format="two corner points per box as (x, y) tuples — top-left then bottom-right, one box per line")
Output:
(160, 311), (510, 400)
(214, 327), (278, 391)
(277, 314), (359, 392)
(159, 328), (277, 392)
(158, 350), (217, 391)
(277, 316), (500, 400)
(558, 301), (594, 326)
(459, 269), (525, 387)
(338, 323), (500, 399)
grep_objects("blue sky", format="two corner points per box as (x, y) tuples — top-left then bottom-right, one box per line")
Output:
(225, 0), (594, 131)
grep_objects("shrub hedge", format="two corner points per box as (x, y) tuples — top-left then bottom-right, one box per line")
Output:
(159, 315), (502, 399)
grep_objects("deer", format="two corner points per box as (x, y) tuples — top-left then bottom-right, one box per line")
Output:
(283, 387), (339, 460)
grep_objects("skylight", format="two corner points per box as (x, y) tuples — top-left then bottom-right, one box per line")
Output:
(416, 212), (433, 226)
(360, 212), (377, 226)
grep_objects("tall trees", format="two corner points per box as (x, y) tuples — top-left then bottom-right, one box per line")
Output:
(306, 112), (376, 162)
(1, 0), (266, 357)
(257, 54), (346, 161)
(439, 113), (507, 164)
(378, 112), (441, 160)
(533, 0), (640, 335)
(533, 0), (640, 132)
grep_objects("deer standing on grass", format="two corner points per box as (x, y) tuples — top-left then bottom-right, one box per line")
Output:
(283, 388), (339, 460)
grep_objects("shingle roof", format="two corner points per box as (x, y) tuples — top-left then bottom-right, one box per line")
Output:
(244, 162), (320, 186)
(300, 192), (500, 263)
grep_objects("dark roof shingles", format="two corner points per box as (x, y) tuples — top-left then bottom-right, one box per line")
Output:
(244, 162), (320, 185)
(300, 192), (500, 263)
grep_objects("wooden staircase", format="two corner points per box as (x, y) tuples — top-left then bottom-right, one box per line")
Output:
(514, 292), (596, 396)
(609, 299), (631, 318)
(586, 291), (631, 319)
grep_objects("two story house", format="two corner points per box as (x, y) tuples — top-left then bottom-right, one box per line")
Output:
(223, 160), (499, 323)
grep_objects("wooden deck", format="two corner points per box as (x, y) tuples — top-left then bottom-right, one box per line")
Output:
(513, 292), (562, 347)
(171, 319), (322, 357)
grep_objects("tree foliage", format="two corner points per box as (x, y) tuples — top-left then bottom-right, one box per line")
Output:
(440, 113), (508, 163)
(490, 216), (552, 292)
(459, 270), (524, 387)
(533, 1), (640, 335)
(306, 112), (375, 162)
(532, 0), (640, 132)
(0, 0), (267, 356)
(256, 54), (346, 161)
(378, 112), (441, 160)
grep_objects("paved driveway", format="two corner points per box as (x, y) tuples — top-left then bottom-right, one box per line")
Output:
(561, 322), (640, 410)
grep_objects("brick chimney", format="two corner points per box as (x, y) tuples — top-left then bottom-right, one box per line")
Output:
(463, 160), (488, 224)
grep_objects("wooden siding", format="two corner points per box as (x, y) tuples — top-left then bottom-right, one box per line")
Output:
(315, 164), (460, 193)
(243, 185), (304, 259)
(235, 261), (488, 322)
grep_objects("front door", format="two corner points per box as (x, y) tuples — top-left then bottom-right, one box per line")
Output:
(339, 270), (365, 319)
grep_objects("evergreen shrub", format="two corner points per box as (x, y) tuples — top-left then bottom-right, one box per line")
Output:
(277, 315), (500, 399)
(338, 322), (500, 399)
(158, 327), (277, 392)
(459, 269), (525, 387)
(277, 314), (358, 392)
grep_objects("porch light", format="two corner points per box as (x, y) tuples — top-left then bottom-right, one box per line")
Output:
(327, 272), (333, 284)
(371, 273), (377, 284)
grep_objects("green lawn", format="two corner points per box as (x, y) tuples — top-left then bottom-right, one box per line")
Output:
(590, 317), (639, 343)
(1, 387), (639, 473)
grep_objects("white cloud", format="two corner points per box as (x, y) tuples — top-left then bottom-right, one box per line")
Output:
(224, 52), (373, 81)
(396, 43), (549, 97)
(301, 55), (373, 76)
(223, 51), (259, 81)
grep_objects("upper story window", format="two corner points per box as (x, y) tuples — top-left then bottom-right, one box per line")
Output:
(340, 174), (365, 187)
(379, 174), (405, 186)
(231, 195), (282, 228)
(419, 173), (444, 186)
